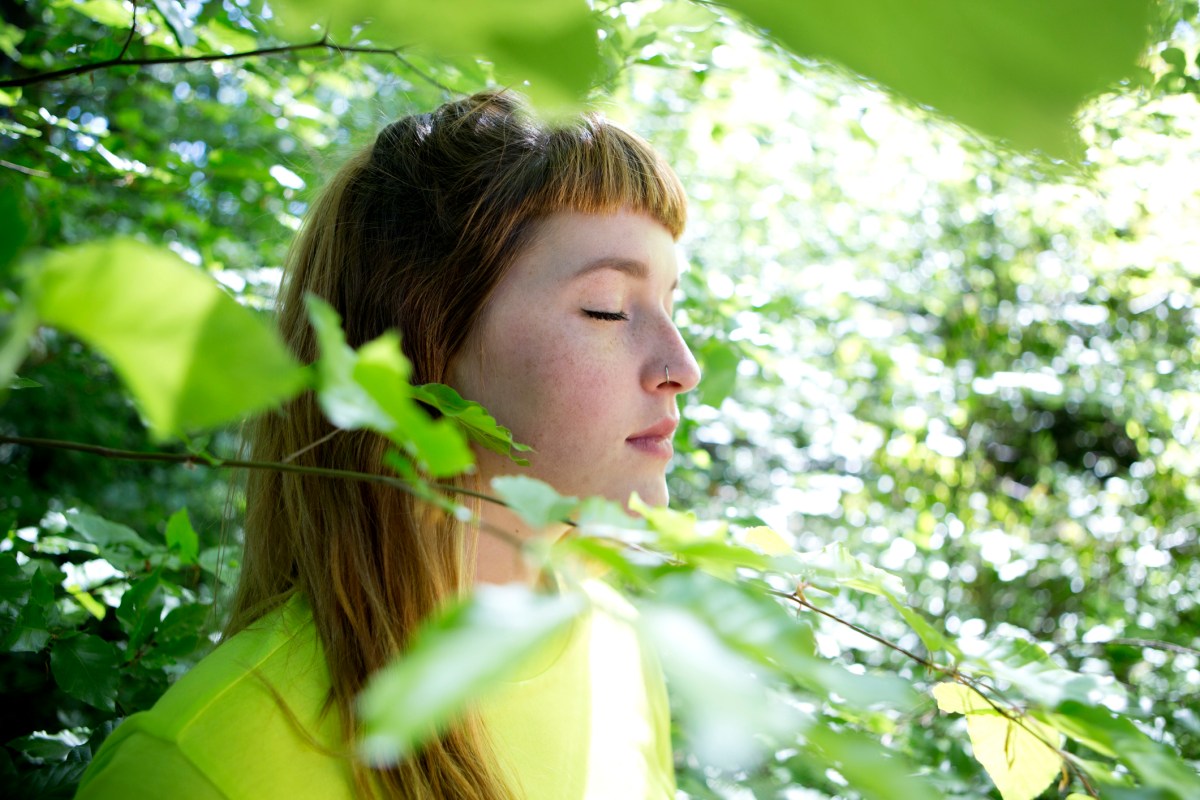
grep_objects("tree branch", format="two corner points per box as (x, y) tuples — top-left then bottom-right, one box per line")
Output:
(0, 35), (414, 90)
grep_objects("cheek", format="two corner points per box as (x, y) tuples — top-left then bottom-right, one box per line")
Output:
(504, 330), (614, 449)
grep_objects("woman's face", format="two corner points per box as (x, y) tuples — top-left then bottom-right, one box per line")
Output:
(450, 209), (701, 508)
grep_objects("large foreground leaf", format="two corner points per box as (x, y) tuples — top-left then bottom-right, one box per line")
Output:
(270, 0), (601, 108)
(357, 585), (585, 763)
(26, 239), (307, 437)
(721, 0), (1154, 157)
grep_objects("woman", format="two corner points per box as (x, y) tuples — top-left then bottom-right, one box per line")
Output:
(75, 89), (700, 799)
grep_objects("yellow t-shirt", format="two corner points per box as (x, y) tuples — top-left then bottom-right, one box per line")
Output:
(74, 580), (674, 799)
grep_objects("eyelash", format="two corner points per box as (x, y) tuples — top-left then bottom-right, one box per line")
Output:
(583, 309), (629, 322)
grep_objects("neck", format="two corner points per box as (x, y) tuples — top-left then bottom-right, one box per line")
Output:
(473, 499), (568, 586)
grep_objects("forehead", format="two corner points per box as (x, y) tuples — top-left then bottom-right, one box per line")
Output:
(509, 209), (680, 288)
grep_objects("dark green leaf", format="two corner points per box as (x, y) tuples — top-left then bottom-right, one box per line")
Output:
(412, 383), (532, 465)
(164, 507), (199, 565)
(50, 635), (121, 711)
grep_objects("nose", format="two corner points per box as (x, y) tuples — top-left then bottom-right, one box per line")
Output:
(647, 320), (701, 395)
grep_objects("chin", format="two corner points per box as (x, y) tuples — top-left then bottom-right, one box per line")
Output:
(618, 477), (669, 510)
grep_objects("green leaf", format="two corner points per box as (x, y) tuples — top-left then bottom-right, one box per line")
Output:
(358, 584), (585, 763)
(117, 571), (162, 652)
(886, 593), (960, 658)
(164, 508), (199, 565)
(0, 179), (27, 277)
(27, 239), (307, 437)
(491, 475), (578, 531)
(64, 509), (154, 571)
(933, 682), (1063, 800)
(50, 634), (121, 711)
(1045, 701), (1200, 798)
(697, 340), (740, 407)
(150, 0), (197, 48)
(66, 585), (106, 620)
(790, 542), (907, 598)
(70, 0), (133, 29)
(353, 337), (473, 477)
(154, 603), (209, 657)
(0, 551), (25, 603)
(412, 383), (531, 465)
(721, 0), (1155, 157)
(271, 0), (601, 108)
(640, 597), (799, 769)
(306, 296), (473, 477)
(805, 725), (946, 800)
(306, 295), (394, 432)
(9, 376), (40, 389)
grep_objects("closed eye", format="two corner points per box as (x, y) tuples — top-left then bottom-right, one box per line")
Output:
(583, 309), (629, 321)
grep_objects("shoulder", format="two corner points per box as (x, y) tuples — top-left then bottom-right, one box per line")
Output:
(76, 596), (356, 800)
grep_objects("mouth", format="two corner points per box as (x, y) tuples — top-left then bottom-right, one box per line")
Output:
(626, 418), (678, 459)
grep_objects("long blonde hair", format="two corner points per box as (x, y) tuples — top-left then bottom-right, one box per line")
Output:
(229, 90), (686, 799)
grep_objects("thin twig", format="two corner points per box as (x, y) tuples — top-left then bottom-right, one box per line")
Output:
(0, 160), (51, 178)
(280, 429), (341, 464)
(773, 587), (1100, 797)
(0, 35), (410, 90)
(117, 1), (139, 62)
(1106, 638), (1199, 656)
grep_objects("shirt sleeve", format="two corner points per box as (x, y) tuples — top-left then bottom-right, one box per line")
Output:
(75, 729), (228, 800)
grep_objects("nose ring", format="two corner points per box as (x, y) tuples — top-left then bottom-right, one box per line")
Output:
(664, 364), (670, 384)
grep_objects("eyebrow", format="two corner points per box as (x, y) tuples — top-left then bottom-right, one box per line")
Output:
(571, 257), (678, 290)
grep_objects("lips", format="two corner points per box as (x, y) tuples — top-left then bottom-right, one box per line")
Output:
(626, 418), (678, 458)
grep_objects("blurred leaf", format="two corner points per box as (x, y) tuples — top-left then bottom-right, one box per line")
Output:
(721, 0), (1155, 156)
(164, 508), (199, 565)
(886, 594), (960, 658)
(697, 340), (740, 408)
(791, 542), (907, 598)
(150, 0), (197, 48)
(806, 725), (946, 800)
(0, 179), (27, 277)
(71, 0), (132, 29)
(50, 635), (121, 711)
(741, 525), (792, 555)
(28, 239), (307, 437)
(65, 585), (106, 620)
(933, 682), (1063, 800)
(358, 584), (585, 763)
(271, 0), (601, 108)
(640, 596), (799, 770)
(491, 475), (578, 531)
(1045, 702), (1200, 798)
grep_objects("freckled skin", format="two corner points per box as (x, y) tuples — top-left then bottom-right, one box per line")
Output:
(450, 209), (701, 508)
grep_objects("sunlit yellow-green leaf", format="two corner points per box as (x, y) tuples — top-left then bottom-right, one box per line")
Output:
(741, 525), (792, 555)
(28, 239), (307, 437)
(933, 682), (1063, 800)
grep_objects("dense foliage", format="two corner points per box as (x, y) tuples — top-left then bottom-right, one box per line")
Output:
(2, 1), (1198, 799)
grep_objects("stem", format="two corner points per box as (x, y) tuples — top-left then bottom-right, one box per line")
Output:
(774, 587), (1101, 796)
(0, 35), (412, 90)
(0, 433), (504, 509)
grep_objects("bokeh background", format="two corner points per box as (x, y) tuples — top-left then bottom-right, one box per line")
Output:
(2, 0), (1197, 797)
